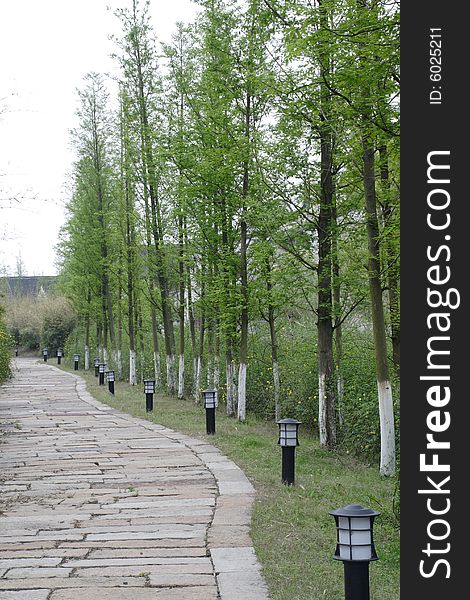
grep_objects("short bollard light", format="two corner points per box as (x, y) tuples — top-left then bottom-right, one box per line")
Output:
(94, 358), (100, 377)
(203, 388), (217, 435)
(329, 504), (380, 600)
(106, 370), (115, 395)
(144, 379), (156, 412)
(277, 418), (301, 485)
(73, 354), (80, 371)
(57, 348), (63, 365)
(98, 363), (106, 385)
(43, 348), (49, 362)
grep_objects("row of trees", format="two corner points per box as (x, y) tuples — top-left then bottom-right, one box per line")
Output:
(59, 0), (399, 475)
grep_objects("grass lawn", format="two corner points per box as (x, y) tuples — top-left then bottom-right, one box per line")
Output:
(61, 365), (400, 599)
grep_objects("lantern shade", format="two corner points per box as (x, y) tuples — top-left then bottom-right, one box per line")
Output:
(43, 348), (48, 355)
(73, 354), (80, 361)
(203, 388), (217, 409)
(106, 370), (115, 382)
(94, 358), (100, 367)
(99, 363), (107, 373)
(277, 418), (301, 447)
(57, 349), (63, 357)
(144, 379), (156, 394)
(329, 504), (380, 562)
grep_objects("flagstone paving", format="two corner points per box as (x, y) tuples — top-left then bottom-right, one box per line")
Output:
(0, 358), (269, 600)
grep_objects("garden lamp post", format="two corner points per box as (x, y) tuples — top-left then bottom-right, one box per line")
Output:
(57, 348), (63, 365)
(98, 363), (106, 385)
(43, 348), (48, 362)
(329, 504), (380, 600)
(277, 418), (301, 485)
(144, 379), (156, 412)
(203, 388), (217, 435)
(73, 354), (80, 371)
(106, 369), (115, 395)
(94, 358), (100, 377)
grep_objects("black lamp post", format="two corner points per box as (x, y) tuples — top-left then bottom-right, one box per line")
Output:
(94, 358), (100, 377)
(203, 388), (217, 435)
(144, 379), (155, 412)
(73, 354), (80, 371)
(277, 418), (301, 485)
(98, 363), (106, 385)
(57, 348), (63, 365)
(329, 504), (380, 600)
(106, 370), (115, 395)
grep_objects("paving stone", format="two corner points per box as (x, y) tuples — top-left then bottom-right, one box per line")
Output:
(211, 547), (261, 572)
(5, 568), (74, 579)
(0, 591), (51, 600)
(49, 587), (218, 600)
(217, 571), (270, 600)
(0, 578), (146, 590)
(147, 573), (215, 587)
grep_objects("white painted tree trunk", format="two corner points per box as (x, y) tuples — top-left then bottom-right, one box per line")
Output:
(318, 373), (328, 447)
(237, 362), (247, 422)
(103, 348), (108, 366)
(116, 350), (122, 380)
(178, 354), (185, 399)
(192, 357), (197, 398)
(378, 379), (395, 476)
(129, 349), (137, 386)
(226, 361), (237, 416)
(84, 346), (90, 371)
(154, 352), (161, 389)
(207, 358), (213, 387)
(166, 354), (176, 395)
(273, 360), (280, 421)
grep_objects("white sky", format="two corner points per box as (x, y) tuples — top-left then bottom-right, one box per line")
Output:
(0, 0), (199, 276)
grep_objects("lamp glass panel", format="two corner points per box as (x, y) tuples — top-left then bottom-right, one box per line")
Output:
(350, 517), (371, 530)
(351, 545), (372, 560)
(339, 545), (352, 560)
(339, 529), (352, 545)
(351, 530), (371, 545)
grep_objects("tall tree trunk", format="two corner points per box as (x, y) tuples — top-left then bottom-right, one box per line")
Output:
(178, 215), (185, 399)
(362, 133), (396, 476)
(316, 0), (336, 448)
(379, 144), (400, 377)
(357, 0), (396, 476)
(332, 196), (344, 426)
(237, 86), (251, 423)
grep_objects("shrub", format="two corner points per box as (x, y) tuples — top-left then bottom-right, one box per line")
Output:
(0, 306), (12, 383)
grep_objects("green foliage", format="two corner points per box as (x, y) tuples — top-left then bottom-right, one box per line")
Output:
(41, 297), (76, 354)
(3, 295), (76, 355)
(0, 305), (12, 383)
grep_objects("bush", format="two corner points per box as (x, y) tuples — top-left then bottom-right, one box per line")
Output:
(4, 295), (76, 354)
(0, 306), (12, 383)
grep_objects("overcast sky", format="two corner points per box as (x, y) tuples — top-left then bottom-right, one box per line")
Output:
(0, 0), (199, 277)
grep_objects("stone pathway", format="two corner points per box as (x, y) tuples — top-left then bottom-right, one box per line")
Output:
(0, 358), (269, 600)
